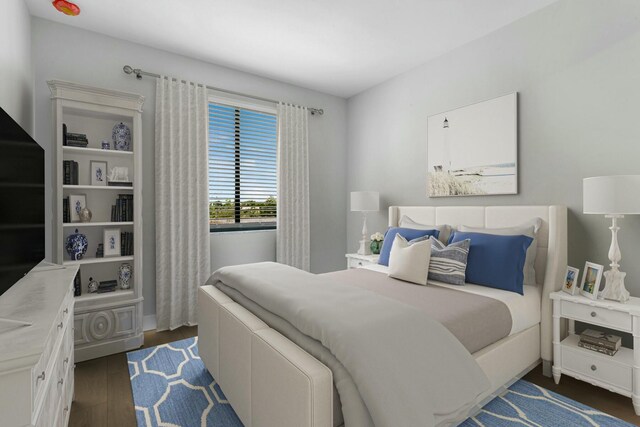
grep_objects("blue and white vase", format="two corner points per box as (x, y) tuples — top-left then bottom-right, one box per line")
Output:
(65, 229), (88, 261)
(112, 122), (131, 151)
(119, 263), (132, 290)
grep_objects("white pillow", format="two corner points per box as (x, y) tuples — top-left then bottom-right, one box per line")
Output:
(458, 218), (542, 287)
(388, 234), (431, 285)
(398, 215), (451, 244)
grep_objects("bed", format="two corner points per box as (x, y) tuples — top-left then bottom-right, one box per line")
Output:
(198, 205), (567, 427)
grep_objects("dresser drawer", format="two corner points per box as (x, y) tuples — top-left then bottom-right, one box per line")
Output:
(560, 301), (631, 332)
(562, 345), (632, 393)
(32, 287), (73, 414)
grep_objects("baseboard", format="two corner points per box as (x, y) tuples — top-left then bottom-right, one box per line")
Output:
(143, 315), (157, 331)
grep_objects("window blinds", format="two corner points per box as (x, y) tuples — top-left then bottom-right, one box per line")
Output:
(208, 103), (278, 229)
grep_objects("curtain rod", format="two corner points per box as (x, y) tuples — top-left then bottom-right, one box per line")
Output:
(122, 65), (324, 116)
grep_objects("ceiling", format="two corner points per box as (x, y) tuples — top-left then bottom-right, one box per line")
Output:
(26, 0), (557, 97)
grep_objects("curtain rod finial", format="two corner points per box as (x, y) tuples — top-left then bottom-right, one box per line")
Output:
(123, 65), (143, 80)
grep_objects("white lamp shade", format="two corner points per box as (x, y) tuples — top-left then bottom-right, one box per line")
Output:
(583, 175), (640, 215)
(351, 191), (379, 212)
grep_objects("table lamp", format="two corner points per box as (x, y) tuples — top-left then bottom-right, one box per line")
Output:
(583, 175), (640, 303)
(351, 191), (379, 255)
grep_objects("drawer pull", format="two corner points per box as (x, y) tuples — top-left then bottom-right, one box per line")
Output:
(57, 321), (64, 329)
(36, 371), (45, 383)
(64, 357), (69, 366)
(64, 406), (69, 413)
(591, 365), (597, 371)
(591, 311), (597, 317)
(58, 378), (64, 386)
(358, 262), (363, 266)
(63, 308), (69, 314)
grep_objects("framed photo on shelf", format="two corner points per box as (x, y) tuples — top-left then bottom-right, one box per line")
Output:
(580, 262), (604, 300)
(103, 228), (121, 257)
(68, 194), (87, 223)
(562, 266), (580, 295)
(90, 160), (108, 186)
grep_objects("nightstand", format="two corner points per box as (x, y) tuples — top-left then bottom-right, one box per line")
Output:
(550, 291), (640, 415)
(345, 253), (379, 269)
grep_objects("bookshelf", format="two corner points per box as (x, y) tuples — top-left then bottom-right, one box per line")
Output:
(49, 80), (145, 362)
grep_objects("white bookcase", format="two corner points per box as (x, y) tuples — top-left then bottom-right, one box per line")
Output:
(48, 80), (145, 362)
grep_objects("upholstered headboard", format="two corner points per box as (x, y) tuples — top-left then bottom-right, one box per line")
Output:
(389, 205), (568, 365)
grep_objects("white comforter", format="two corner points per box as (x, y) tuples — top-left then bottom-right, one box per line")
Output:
(209, 262), (490, 427)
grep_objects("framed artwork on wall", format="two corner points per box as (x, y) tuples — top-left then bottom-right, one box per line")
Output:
(427, 92), (518, 197)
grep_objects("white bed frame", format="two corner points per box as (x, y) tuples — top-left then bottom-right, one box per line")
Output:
(198, 205), (567, 427)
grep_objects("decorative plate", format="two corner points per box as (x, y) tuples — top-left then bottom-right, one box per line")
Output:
(112, 122), (131, 151)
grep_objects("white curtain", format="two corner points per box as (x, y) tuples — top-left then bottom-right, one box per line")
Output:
(155, 76), (211, 330)
(276, 103), (310, 271)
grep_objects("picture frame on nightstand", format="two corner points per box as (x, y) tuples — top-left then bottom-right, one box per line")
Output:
(563, 266), (580, 295)
(580, 261), (603, 300)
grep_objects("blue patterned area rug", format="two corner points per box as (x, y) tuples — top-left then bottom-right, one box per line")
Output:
(128, 337), (634, 427)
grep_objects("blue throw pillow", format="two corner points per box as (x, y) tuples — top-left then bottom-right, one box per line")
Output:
(449, 231), (533, 295)
(378, 227), (439, 266)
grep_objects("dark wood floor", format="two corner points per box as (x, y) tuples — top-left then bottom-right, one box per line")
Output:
(70, 326), (639, 426)
(69, 326), (197, 427)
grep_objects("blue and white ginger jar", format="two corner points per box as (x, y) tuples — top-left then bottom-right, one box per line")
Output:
(112, 122), (131, 151)
(119, 263), (132, 290)
(65, 229), (88, 261)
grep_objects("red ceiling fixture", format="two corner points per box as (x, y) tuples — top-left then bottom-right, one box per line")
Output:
(52, 0), (81, 16)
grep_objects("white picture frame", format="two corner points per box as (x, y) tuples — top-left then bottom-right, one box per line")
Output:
(68, 194), (87, 223)
(427, 92), (517, 197)
(562, 266), (580, 295)
(90, 160), (108, 186)
(580, 262), (604, 300)
(103, 228), (121, 257)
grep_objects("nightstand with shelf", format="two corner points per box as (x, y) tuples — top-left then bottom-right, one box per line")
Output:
(345, 253), (379, 269)
(550, 291), (640, 415)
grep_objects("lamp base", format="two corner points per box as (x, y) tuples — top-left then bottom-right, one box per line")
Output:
(602, 269), (630, 303)
(357, 239), (372, 255)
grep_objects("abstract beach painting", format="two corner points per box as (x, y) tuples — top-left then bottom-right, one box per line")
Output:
(427, 93), (517, 197)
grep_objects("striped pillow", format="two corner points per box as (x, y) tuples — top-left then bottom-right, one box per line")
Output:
(428, 236), (470, 285)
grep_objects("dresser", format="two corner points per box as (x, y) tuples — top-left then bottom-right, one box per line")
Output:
(0, 262), (78, 426)
(550, 291), (640, 415)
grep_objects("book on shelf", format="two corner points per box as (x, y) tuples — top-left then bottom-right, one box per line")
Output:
(577, 340), (618, 356)
(63, 160), (79, 185)
(66, 132), (88, 140)
(580, 329), (621, 351)
(63, 197), (70, 223)
(111, 194), (134, 222)
(66, 141), (89, 148)
(97, 280), (117, 293)
(120, 231), (134, 256)
(108, 181), (133, 187)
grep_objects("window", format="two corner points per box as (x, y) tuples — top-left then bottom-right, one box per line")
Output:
(208, 101), (278, 231)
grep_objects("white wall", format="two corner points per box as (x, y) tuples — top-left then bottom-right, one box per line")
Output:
(347, 0), (640, 295)
(32, 18), (348, 317)
(0, 0), (33, 133)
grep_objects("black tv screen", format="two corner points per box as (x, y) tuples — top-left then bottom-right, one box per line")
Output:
(0, 108), (45, 296)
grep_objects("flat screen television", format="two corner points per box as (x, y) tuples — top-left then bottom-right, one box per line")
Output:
(0, 107), (45, 297)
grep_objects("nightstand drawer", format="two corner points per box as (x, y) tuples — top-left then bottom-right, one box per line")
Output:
(560, 301), (632, 332)
(562, 345), (632, 393)
(348, 258), (367, 269)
